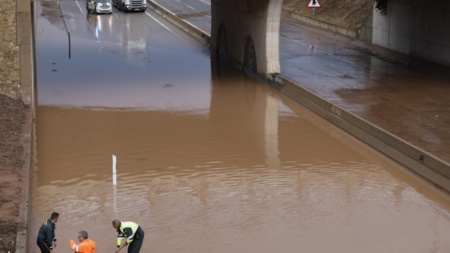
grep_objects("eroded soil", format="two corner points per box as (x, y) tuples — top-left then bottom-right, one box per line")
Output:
(0, 94), (29, 253)
(283, 0), (375, 29)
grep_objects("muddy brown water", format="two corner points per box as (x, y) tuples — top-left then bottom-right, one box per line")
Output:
(29, 1), (450, 252)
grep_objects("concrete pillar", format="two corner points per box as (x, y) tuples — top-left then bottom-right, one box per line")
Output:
(210, 0), (283, 77)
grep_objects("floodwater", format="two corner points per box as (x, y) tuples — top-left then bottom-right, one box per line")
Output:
(153, 0), (450, 164)
(30, 1), (450, 253)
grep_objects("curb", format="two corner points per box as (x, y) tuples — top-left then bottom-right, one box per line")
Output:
(14, 110), (33, 253)
(15, 0), (36, 252)
(145, 0), (450, 194)
(146, 0), (210, 45)
(266, 74), (450, 193)
(281, 9), (359, 39)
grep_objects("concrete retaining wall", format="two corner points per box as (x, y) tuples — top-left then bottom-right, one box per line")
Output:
(146, 0), (450, 194)
(267, 74), (450, 193)
(281, 9), (359, 39)
(358, 5), (373, 42)
(365, 0), (450, 67)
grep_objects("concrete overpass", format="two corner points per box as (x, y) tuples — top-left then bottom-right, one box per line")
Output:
(210, 0), (450, 75)
(210, 0), (283, 78)
(4, 0), (450, 104)
(2, 0), (285, 104)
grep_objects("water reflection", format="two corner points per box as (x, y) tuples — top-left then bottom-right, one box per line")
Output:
(36, 1), (211, 110)
(265, 91), (280, 170)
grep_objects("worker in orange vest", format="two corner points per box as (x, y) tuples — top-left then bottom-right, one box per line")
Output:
(69, 230), (97, 253)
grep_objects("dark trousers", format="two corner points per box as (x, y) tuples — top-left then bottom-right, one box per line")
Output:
(36, 239), (51, 253)
(128, 226), (145, 253)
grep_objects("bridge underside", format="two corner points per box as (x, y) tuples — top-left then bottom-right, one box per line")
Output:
(210, 0), (283, 78)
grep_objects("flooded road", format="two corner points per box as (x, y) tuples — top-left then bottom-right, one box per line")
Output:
(30, 1), (450, 253)
(153, 0), (450, 164)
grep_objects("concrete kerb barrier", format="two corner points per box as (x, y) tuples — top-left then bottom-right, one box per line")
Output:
(15, 0), (36, 252)
(146, 0), (450, 194)
(146, 0), (210, 45)
(281, 9), (359, 39)
(15, 111), (33, 253)
(267, 74), (450, 193)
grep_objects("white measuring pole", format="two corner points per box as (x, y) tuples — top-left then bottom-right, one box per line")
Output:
(112, 155), (117, 185)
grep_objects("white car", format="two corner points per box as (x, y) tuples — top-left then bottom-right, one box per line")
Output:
(86, 0), (113, 14)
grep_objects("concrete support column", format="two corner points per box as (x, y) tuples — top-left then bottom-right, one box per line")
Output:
(210, 0), (283, 77)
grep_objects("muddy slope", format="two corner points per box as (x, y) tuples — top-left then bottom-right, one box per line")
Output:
(283, 0), (375, 29)
(0, 94), (29, 253)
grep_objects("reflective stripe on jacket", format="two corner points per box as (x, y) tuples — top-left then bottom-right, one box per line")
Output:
(117, 221), (139, 246)
(70, 239), (96, 253)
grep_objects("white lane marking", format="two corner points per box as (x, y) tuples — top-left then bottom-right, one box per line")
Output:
(196, 0), (210, 5)
(145, 11), (187, 42)
(145, 11), (175, 33)
(77, 1), (100, 40)
(76, 1), (86, 15)
(176, 0), (180, 2)
(187, 5), (195, 10)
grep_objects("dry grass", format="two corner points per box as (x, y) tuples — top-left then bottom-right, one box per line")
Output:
(283, 0), (375, 29)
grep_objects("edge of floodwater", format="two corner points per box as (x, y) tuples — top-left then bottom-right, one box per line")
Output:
(146, 0), (450, 194)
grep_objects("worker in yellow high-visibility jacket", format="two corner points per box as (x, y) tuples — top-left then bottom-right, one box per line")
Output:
(112, 220), (145, 253)
(69, 230), (96, 253)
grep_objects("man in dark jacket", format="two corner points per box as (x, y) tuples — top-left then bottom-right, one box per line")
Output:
(37, 212), (59, 253)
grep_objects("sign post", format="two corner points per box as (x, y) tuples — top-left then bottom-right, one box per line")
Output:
(307, 0), (322, 15)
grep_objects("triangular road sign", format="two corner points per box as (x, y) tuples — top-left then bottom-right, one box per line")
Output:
(307, 0), (322, 8)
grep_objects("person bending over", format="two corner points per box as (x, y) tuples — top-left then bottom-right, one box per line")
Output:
(112, 219), (145, 253)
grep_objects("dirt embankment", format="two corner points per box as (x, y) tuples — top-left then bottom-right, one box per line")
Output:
(283, 0), (375, 29)
(0, 94), (30, 253)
